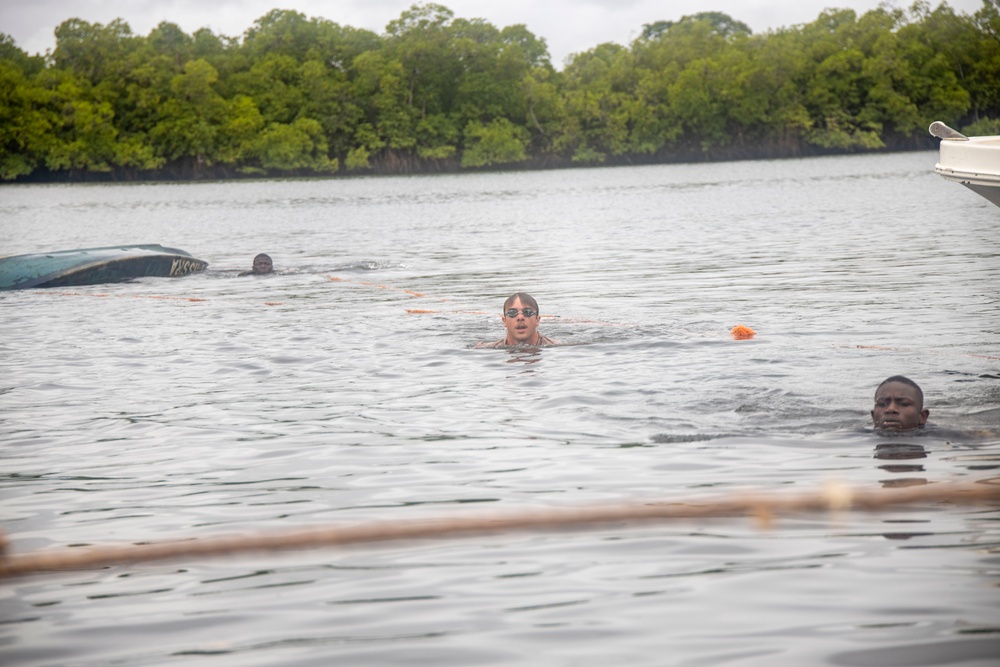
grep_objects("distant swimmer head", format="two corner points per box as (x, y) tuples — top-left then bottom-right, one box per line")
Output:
(872, 375), (928, 432)
(251, 253), (273, 275)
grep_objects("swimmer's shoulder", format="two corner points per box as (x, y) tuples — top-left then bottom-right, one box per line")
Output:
(473, 335), (561, 349)
(473, 339), (507, 349)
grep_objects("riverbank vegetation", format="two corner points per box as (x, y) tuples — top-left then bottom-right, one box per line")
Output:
(2, 1), (998, 181)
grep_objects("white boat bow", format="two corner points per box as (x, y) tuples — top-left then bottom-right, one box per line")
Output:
(930, 121), (1000, 208)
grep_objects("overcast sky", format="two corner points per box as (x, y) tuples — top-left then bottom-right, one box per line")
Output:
(1, 0), (988, 67)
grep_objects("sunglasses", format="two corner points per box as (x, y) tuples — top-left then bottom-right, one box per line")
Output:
(505, 308), (537, 318)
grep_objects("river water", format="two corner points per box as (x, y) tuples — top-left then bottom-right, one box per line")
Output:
(1, 152), (999, 666)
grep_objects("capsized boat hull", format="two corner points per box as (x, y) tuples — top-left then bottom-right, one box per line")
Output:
(0, 244), (208, 291)
(931, 122), (1000, 208)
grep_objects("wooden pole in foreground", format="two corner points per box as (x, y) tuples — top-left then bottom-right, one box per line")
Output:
(1, 481), (997, 580)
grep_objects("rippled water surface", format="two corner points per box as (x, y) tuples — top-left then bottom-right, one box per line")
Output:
(2, 152), (999, 666)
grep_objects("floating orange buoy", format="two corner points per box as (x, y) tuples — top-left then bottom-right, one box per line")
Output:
(731, 324), (756, 339)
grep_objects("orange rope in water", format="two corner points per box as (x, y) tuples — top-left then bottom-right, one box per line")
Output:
(1, 480), (996, 580)
(327, 275), (447, 301)
(328, 276), (762, 331)
(35, 280), (754, 334)
(42, 289), (284, 306)
(327, 276), (631, 327)
(849, 344), (1000, 362)
(38, 291), (285, 306)
(41, 290), (209, 303)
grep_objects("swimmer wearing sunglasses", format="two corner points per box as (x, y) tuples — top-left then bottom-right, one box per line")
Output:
(475, 292), (558, 348)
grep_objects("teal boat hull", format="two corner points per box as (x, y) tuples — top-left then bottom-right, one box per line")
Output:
(0, 245), (208, 291)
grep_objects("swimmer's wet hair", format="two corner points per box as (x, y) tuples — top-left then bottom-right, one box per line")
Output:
(876, 375), (924, 406)
(503, 292), (539, 314)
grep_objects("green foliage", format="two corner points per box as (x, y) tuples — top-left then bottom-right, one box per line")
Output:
(345, 145), (372, 170)
(251, 117), (337, 171)
(0, 2), (996, 180)
(415, 113), (458, 158)
(0, 32), (45, 75)
(461, 117), (528, 167)
(52, 18), (137, 83)
(216, 95), (265, 164)
(559, 43), (640, 161)
(148, 58), (228, 163)
(962, 116), (1000, 135)
(0, 60), (53, 179)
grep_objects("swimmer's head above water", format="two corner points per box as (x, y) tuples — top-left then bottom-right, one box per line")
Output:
(238, 253), (274, 277)
(501, 292), (543, 346)
(251, 253), (273, 274)
(474, 292), (558, 348)
(871, 375), (928, 432)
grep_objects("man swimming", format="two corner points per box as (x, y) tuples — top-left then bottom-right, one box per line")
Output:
(871, 375), (929, 432)
(239, 253), (274, 276)
(475, 292), (558, 348)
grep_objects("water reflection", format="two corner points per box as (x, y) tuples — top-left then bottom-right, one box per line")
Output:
(873, 442), (927, 462)
(503, 347), (546, 365)
(874, 442), (927, 488)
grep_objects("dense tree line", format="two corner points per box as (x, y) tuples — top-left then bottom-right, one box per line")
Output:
(1, 1), (998, 181)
